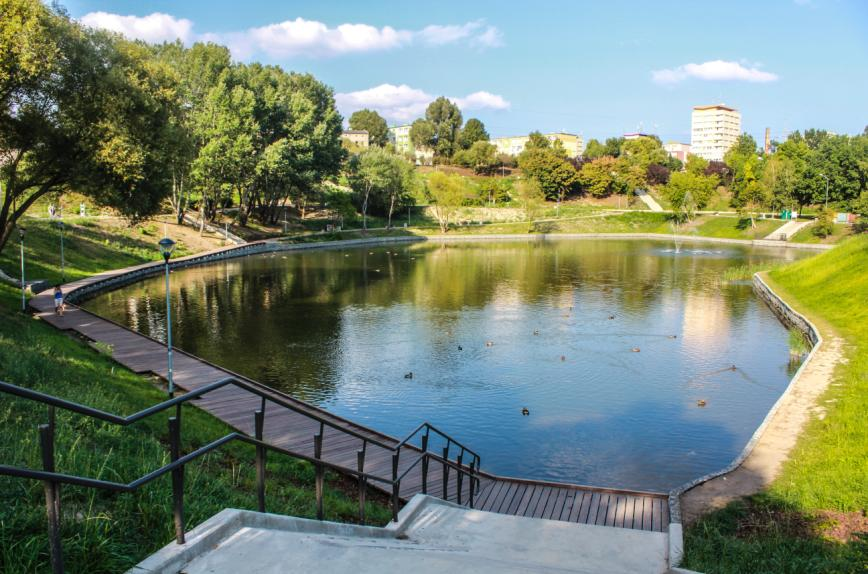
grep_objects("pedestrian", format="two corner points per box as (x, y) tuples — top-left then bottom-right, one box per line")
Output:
(53, 285), (65, 316)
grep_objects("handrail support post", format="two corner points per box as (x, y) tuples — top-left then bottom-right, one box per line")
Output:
(255, 409), (266, 513)
(314, 433), (324, 520)
(169, 416), (185, 544)
(39, 414), (63, 574)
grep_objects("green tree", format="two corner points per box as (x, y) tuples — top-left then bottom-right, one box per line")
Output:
(458, 118), (489, 150)
(466, 141), (498, 175)
(617, 137), (668, 189)
(349, 109), (388, 147)
(518, 148), (579, 212)
(347, 148), (396, 230)
(603, 137), (625, 158)
(582, 139), (607, 160)
(662, 172), (717, 214)
(685, 155), (709, 176)
(0, 2), (177, 251)
(514, 178), (546, 226)
(409, 118), (435, 151)
(525, 131), (551, 152)
(425, 97), (463, 158)
(579, 157), (626, 197)
(425, 171), (469, 232)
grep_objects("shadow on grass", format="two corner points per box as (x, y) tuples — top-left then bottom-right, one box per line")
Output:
(684, 491), (867, 574)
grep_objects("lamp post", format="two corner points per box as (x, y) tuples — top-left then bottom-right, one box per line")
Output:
(158, 237), (176, 397)
(57, 220), (65, 283)
(819, 173), (829, 209)
(18, 226), (26, 312)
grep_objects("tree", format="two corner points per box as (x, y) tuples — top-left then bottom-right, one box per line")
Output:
(685, 155), (709, 176)
(662, 172), (717, 214)
(514, 178), (546, 226)
(458, 118), (489, 150)
(582, 139), (607, 160)
(517, 148), (579, 213)
(617, 137), (668, 189)
(477, 177), (511, 206)
(579, 157), (626, 197)
(349, 109), (388, 147)
(425, 97), (463, 158)
(603, 137), (625, 158)
(347, 148), (395, 230)
(646, 164), (670, 186)
(525, 131), (551, 152)
(425, 171), (469, 232)
(409, 118), (434, 150)
(466, 141), (498, 175)
(0, 2), (177, 252)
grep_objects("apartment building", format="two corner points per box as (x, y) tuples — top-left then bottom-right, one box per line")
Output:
(341, 130), (369, 148)
(387, 124), (412, 153)
(690, 104), (741, 161)
(663, 142), (691, 163)
(491, 132), (584, 158)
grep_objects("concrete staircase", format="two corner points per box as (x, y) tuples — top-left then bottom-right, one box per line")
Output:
(635, 189), (664, 212)
(764, 219), (812, 241)
(131, 495), (677, 574)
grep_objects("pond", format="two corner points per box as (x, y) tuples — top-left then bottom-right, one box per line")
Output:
(84, 238), (811, 492)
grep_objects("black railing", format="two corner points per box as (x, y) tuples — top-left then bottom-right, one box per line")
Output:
(0, 378), (482, 574)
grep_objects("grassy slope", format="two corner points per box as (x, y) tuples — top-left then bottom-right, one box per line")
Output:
(0, 223), (388, 573)
(683, 236), (868, 574)
(789, 222), (854, 245)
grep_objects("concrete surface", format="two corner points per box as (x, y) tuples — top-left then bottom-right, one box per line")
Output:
(130, 495), (671, 574)
(763, 219), (812, 240)
(635, 190), (664, 212)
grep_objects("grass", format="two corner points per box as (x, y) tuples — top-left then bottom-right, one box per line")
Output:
(683, 235), (868, 574)
(789, 222), (854, 245)
(692, 216), (782, 239)
(0, 223), (389, 573)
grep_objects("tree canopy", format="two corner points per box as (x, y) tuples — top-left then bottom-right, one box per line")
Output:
(349, 109), (388, 147)
(458, 118), (489, 150)
(425, 97), (463, 158)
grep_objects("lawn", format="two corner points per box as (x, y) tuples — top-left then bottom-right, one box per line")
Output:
(682, 235), (868, 574)
(789, 222), (854, 245)
(0, 223), (389, 573)
(691, 216), (782, 239)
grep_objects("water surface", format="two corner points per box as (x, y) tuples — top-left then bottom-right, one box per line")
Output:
(85, 239), (809, 491)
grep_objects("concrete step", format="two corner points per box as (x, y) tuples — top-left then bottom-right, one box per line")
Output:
(130, 495), (673, 574)
(764, 219), (812, 241)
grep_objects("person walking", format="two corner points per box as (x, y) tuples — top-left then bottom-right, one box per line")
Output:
(53, 285), (65, 316)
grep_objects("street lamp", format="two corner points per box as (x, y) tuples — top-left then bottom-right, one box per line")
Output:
(158, 237), (176, 397)
(819, 173), (829, 209)
(18, 226), (26, 312)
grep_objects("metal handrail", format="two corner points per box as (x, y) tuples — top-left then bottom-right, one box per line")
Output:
(396, 421), (481, 464)
(0, 377), (395, 451)
(0, 379), (484, 574)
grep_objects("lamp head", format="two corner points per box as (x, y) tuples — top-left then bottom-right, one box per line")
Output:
(18, 226), (25, 241)
(158, 237), (176, 261)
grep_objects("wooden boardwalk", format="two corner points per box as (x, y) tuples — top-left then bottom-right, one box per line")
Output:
(28, 254), (669, 532)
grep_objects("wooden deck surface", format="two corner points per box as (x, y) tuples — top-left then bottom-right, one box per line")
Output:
(28, 258), (669, 532)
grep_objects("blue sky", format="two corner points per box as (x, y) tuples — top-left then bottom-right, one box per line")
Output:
(63, 0), (868, 143)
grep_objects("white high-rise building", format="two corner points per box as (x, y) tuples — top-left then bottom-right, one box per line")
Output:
(690, 104), (741, 162)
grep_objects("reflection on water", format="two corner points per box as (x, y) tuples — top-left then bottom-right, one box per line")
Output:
(84, 239), (810, 491)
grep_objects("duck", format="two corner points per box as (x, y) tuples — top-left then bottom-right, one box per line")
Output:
(608, 315), (615, 320)
(404, 372), (413, 379)
(631, 347), (641, 353)
(730, 364), (737, 371)
(458, 345), (463, 351)
(669, 335), (678, 339)
(521, 407), (530, 416)
(485, 341), (494, 347)
(533, 330), (540, 336)
(696, 399), (707, 407)
(560, 355), (566, 362)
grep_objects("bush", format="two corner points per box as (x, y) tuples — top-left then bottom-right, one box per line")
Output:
(812, 209), (835, 238)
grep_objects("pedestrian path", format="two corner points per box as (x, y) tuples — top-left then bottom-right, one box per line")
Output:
(764, 219), (812, 241)
(635, 190), (664, 212)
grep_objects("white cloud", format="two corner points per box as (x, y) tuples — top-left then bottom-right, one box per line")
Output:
(652, 60), (779, 84)
(335, 83), (510, 123)
(80, 12), (194, 44)
(79, 12), (502, 59)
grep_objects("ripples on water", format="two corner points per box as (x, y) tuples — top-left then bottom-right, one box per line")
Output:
(85, 239), (809, 491)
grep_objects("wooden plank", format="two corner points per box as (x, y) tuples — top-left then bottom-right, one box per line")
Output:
(531, 487), (554, 519)
(595, 494), (610, 526)
(623, 497), (636, 530)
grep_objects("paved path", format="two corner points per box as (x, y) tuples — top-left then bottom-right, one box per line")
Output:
(764, 219), (812, 241)
(29, 246), (669, 532)
(635, 190), (664, 212)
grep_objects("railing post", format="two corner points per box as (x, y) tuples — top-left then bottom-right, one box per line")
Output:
(456, 450), (464, 506)
(420, 433), (429, 495)
(441, 444), (450, 502)
(39, 409), (63, 574)
(391, 452), (400, 522)
(314, 433), (324, 520)
(255, 409), (265, 513)
(169, 416), (185, 544)
(468, 460), (476, 508)
(357, 444), (366, 524)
